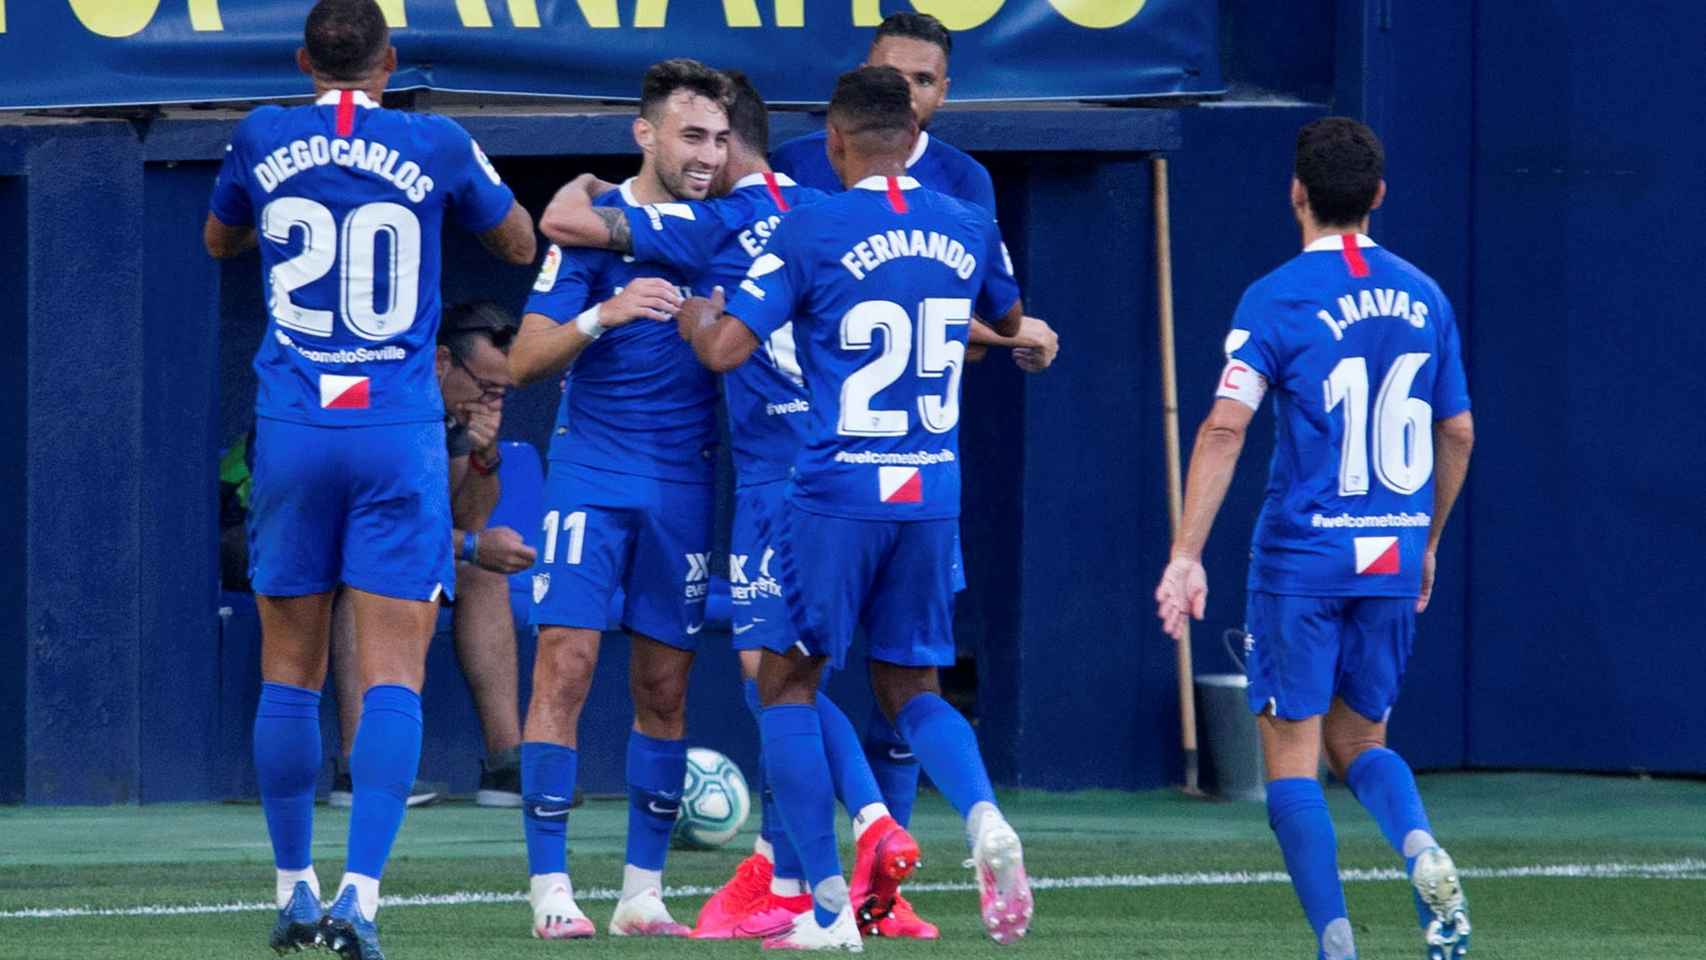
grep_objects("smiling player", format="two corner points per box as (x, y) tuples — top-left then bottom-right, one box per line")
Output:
(504, 59), (730, 941)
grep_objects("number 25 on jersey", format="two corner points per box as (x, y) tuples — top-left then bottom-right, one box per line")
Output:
(839, 297), (970, 437)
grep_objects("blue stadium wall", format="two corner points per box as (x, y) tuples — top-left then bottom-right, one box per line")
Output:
(2, 0), (1702, 804)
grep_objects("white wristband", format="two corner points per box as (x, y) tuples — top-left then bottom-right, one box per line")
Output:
(574, 305), (605, 339)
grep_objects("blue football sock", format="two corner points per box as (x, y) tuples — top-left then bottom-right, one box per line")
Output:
(520, 741), (578, 877)
(894, 693), (995, 819)
(761, 704), (844, 928)
(625, 731), (686, 871)
(253, 682), (322, 871)
(863, 705), (919, 827)
(818, 694), (883, 815)
(1344, 747), (1437, 928)
(344, 684), (423, 880)
(742, 679), (786, 855)
(1267, 778), (1355, 960)
(1345, 747), (1434, 868)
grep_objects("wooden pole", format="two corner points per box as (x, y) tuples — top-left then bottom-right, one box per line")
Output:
(1152, 155), (1202, 796)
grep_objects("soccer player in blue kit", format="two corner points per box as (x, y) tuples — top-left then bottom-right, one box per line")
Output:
(539, 71), (924, 942)
(202, 2), (536, 958)
(504, 60), (727, 941)
(677, 66), (1035, 951)
(1154, 118), (1476, 960)
(773, 19), (1056, 937)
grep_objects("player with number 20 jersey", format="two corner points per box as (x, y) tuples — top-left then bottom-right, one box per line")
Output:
(210, 89), (518, 601)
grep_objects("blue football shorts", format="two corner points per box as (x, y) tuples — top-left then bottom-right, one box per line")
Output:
(771, 502), (956, 670)
(729, 479), (789, 652)
(1244, 591), (1417, 722)
(247, 417), (454, 603)
(529, 462), (713, 650)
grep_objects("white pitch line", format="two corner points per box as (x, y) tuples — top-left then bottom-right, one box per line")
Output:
(4, 859), (1703, 921)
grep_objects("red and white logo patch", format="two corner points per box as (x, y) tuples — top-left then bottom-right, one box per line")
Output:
(878, 466), (922, 504)
(1353, 536), (1400, 575)
(320, 374), (370, 410)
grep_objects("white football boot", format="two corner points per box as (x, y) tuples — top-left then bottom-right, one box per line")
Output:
(971, 814), (1034, 945)
(761, 904), (863, 952)
(529, 875), (595, 940)
(1412, 846), (1471, 959)
(608, 887), (691, 937)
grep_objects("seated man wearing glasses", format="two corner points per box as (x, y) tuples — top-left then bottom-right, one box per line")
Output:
(328, 300), (540, 810)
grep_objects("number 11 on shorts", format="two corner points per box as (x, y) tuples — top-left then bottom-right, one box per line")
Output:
(542, 510), (586, 565)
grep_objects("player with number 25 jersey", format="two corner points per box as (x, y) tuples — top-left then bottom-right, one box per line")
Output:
(210, 89), (519, 601)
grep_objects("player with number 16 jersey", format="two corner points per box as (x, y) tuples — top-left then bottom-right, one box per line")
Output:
(1220, 234), (1470, 601)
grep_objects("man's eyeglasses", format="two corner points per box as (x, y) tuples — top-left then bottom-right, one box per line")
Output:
(451, 353), (512, 401)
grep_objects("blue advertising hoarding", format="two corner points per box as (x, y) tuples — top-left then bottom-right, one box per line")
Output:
(0, 1), (1221, 109)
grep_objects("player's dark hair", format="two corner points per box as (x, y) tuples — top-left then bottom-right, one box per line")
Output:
(720, 70), (770, 154)
(304, 0), (390, 82)
(827, 66), (915, 153)
(874, 11), (953, 57)
(440, 301), (516, 356)
(640, 59), (730, 124)
(1295, 117), (1385, 227)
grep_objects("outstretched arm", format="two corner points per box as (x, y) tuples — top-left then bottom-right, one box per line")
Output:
(1155, 397), (1256, 639)
(540, 174), (630, 252)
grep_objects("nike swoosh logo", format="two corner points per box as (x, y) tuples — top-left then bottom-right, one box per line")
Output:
(887, 748), (916, 761)
(648, 800), (680, 816)
(732, 623), (756, 635)
(685, 623), (704, 635)
(530, 806), (572, 819)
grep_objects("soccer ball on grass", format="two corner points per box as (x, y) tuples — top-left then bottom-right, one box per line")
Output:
(670, 747), (751, 850)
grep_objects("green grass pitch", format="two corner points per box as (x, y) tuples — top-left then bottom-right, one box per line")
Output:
(2, 773), (1703, 958)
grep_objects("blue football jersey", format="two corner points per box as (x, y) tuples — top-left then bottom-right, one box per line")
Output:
(1219, 234), (1471, 598)
(524, 180), (716, 483)
(621, 172), (829, 486)
(772, 129), (996, 215)
(210, 90), (516, 426)
(725, 176), (1020, 521)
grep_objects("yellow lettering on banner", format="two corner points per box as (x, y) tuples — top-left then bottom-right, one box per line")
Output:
(187, 0), (222, 30)
(722, 0), (760, 27)
(1048, 0), (1145, 28)
(67, 0), (161, 37)
(909, 1), (1003, 30)
(852, 0), (882, 26)
(374, 0), (406, 27)
(0, 4), (7, 33)
(634, 0), (795, 28)
(507, 0), (541, 28)
(456, 0), (492, 27)
(576, 0), (618, 28)
(633, 0), (665, 27)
